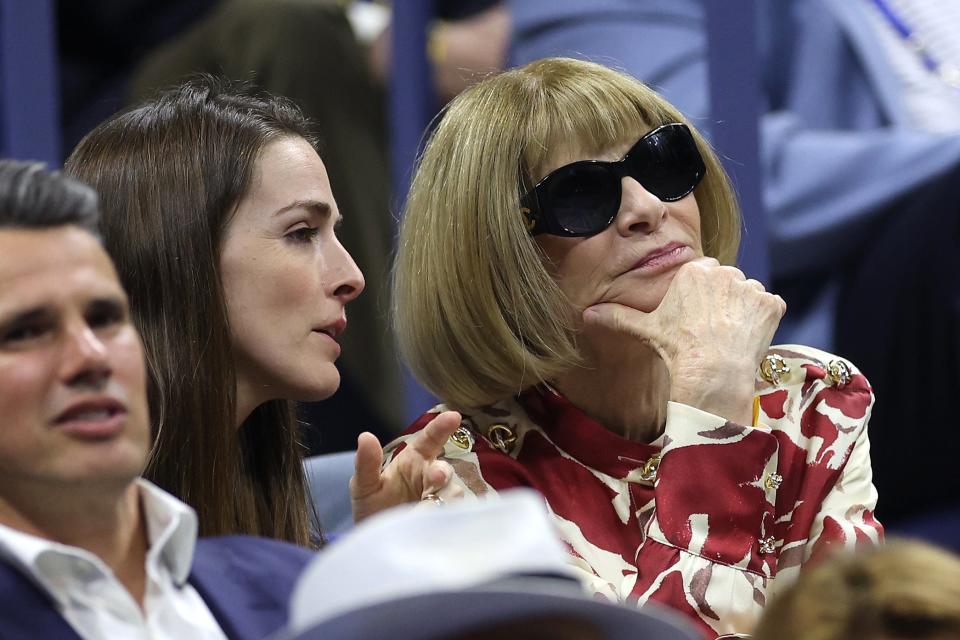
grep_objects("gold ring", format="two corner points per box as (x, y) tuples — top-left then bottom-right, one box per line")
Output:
(421, 492), (444, 506)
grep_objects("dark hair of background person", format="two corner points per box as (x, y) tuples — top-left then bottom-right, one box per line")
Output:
(753, 539), (960, 640)
(0, 159), (99, 234)
(64, 76), (316, 546)
(57, 0), (219, 152)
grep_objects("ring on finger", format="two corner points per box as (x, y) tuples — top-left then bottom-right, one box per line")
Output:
(421, 492), (445, 506)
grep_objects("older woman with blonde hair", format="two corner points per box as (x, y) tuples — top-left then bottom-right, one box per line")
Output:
(385, 58), (882, 638)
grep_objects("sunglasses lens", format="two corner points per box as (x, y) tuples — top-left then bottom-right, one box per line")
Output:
(627, 126), (704, 201)
(524, 124), (705, 237)
(543, 164), (617, 235)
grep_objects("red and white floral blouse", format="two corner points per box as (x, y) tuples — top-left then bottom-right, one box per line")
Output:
(383, 345), (883, 639)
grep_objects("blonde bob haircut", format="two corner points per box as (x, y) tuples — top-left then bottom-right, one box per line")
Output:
(394, 57), (741, 408)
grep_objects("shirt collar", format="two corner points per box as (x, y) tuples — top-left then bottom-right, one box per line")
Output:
(137, 478), (198, 586)
(0, 517), (81, 606)
(0, 478), (199, 600)
(519, 385), (664, 477)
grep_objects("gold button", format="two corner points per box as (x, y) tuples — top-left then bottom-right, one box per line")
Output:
(759, 354), (790, 385)
(764, 472), (783, 491)
(488, 424), (517, 454)
(826, 359), (852, 388)
(639, 453), (661, 482)
(520, 206), (537, 231)
(449, 426), (473, 450)
(759, 536), (777, 555)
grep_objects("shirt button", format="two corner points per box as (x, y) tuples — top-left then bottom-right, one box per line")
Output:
(759, 354), (790, 385)
(764, 472), (783, 490)
(488, 424), (517, 454)
(759, 536), (777, 555)
(826, 359), (852, 388)
(448, 425), (473, 450)
(638, 453), (661, 482)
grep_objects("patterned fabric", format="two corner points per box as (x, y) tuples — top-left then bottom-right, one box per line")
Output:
(384, 345), (883, 639)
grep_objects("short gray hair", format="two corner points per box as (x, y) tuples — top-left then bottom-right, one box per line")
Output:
(0, 159), (99, 234)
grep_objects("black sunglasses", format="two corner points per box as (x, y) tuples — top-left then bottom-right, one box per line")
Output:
(520, 123), (706, 237)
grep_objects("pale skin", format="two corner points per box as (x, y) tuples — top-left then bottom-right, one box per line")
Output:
(220, 137), (462, 521)
(0, 227), (152, 606)
(351, 411), (464, 522)
(536, 135), (785, 441)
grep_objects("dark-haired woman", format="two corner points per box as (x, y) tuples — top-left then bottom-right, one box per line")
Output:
(66, 76), (460, 546)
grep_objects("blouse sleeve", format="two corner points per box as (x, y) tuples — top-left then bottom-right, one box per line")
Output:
(631, 359), (882, 638)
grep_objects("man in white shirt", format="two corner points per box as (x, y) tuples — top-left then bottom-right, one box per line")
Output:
(0, 159), (314, 640)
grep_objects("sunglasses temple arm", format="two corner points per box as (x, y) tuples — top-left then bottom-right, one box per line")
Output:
(519, 196), (545, 235)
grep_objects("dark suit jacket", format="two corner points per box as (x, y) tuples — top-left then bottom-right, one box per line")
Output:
(0, 535), (314, 639)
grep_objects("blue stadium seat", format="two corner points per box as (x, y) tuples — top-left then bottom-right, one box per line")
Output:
(0, 0), (61, 164)
(304, 451), (357, 538)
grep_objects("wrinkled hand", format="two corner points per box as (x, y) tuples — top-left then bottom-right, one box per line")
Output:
(584, 258), (786, 424)
(350, 411), (464, 523)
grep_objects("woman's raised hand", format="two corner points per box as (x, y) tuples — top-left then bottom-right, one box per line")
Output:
(584, 258), (786, 424)
(349, 410), (464, 523)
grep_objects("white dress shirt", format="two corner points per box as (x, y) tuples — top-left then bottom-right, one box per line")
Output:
(0, 479), (228, 640)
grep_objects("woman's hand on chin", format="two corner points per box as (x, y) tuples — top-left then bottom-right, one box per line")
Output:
(349, 410), (464, 523)
(583, 257), (786, 424)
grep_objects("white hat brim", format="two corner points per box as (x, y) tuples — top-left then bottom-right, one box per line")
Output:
(278, 579), (700, 640)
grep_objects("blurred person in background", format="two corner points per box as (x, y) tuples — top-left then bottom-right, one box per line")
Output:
(386, 57), (882, 639)
(753, 539), (960, 640)
(65, 76), (462, 545)
(0, 159), (313, 640)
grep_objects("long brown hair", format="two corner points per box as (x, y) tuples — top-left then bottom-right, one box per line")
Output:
(65, 76), (316, 546)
